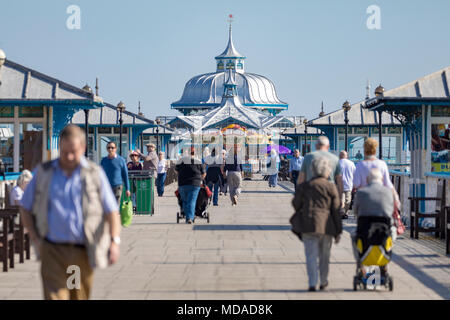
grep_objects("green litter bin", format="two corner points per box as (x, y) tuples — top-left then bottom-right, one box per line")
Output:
(122, 171), (155, 215)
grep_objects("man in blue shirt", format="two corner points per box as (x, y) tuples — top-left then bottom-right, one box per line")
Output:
(289, 149), (304, 191)
(20, 124), (121, 300)
(100, 141), (131, 204)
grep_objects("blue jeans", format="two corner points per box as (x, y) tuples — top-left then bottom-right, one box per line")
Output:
(207, 180), (220, 205)
(156, 173), (167, 196)
(178, 185), (201, 221)
(269, 173), (278, 187)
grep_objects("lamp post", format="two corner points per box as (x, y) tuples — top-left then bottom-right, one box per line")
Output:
(82, 84), (92, 158)
(342, 100), (351, 152)
(117, 101), (125, 157)
(155, 118), (161, 153)
(303, 118), (308, 156)
(375, 84), (385, 159)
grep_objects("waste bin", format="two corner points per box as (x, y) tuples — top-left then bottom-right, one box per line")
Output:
(123, 170), (155, 215)
(242, 163), (252, 180)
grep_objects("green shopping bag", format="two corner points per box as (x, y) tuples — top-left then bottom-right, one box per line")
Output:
(120, 197), (133, 227)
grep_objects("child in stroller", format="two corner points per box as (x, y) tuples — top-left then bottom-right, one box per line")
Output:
(175, 183), (212, 223)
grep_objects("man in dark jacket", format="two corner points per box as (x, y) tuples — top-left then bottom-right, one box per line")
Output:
(291, 157), (342, 292)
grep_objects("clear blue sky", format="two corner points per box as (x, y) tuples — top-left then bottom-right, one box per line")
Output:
(1, 0), (449, 121)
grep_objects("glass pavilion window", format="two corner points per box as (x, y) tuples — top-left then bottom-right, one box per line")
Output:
(0, 106), (46, 172)
(99, 135), (128, 160)
(217, 61), (224, 70)
(270, 119), (294, 128)
(0, 123), (14, 172)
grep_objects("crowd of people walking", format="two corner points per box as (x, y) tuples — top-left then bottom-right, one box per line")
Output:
(12, 122), (402, 298)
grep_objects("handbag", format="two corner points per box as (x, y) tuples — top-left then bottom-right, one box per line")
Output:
(120, 197), (133, 227)
(393, 201), (405, 235)
(289, 211), (303, 240)
(204, 184), (213, 198)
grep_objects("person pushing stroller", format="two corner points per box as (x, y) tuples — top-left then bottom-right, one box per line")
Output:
(174, 146), (206, 224)
(352, 168), (397, 290)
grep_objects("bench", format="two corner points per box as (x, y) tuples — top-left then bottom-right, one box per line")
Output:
(5, 184), (31, 263)
(0, 211), (16, 272)
(408, 179), (446, 240)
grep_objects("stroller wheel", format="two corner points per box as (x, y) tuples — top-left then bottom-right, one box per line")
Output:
(353, 276), (358, 291)
(206, 212), (210, 223)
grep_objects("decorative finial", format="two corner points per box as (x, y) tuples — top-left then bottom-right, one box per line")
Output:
(342, 100), (351, 112)
(319, 101), (325, 117)
(375, 84), (385, 97)
(95, 78), (99, 96)
(138, 101), (144, 116)
(82, 83), (92, 93)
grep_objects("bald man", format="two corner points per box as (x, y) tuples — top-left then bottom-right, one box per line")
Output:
(339, 150), (355, 219)
(297, 136), (343, 196)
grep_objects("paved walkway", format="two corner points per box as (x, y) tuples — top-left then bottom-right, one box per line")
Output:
(1, 176), (449, 300)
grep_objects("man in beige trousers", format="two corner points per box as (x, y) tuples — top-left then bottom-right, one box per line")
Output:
(20, 125), (121, 300)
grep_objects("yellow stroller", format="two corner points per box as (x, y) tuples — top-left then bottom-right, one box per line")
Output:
(353, 216), (394, 291)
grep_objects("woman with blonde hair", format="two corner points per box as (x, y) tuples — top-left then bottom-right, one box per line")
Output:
(353, 138), (393, 190)
(353, 138), (401, 210)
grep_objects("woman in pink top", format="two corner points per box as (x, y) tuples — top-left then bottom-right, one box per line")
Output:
(353, 138), (393, 189)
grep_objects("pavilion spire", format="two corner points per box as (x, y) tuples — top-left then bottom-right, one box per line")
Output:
(215, 14), (245, 73)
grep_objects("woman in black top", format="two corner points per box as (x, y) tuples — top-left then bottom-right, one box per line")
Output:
(175, 147), (206, 224)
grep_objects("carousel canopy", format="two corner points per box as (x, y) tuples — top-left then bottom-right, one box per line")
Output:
(169, 70), (289, 132)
